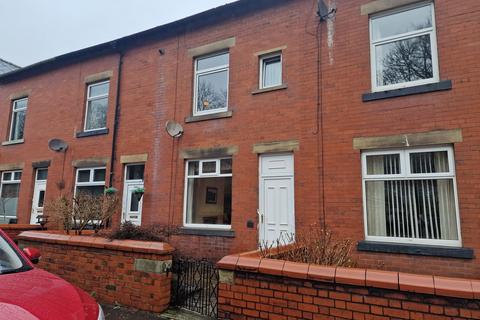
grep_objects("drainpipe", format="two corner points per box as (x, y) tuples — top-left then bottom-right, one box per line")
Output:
(109, 48), (124, 187)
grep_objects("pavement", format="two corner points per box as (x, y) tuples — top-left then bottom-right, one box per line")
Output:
(102, 305), (211, 320)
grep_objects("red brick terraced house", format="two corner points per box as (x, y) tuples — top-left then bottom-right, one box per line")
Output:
(0, 0), (479, 278)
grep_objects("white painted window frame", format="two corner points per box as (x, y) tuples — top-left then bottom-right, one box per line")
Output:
(193, 51), (229, 116)
(9, 97), (28, 142)
(83, 80), (109, 132)
(369, 2), (439, 92)
(35, 168), (48, 182)
(361, 146), (461, 247)
(74, 167), (106, 196)
(183, 158), (232, 230)
(259, 52), (283, 89)
(122, 163), (145, 225)
(0, 170), (22, 221)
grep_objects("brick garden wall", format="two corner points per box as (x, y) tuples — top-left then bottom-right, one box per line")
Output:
(217, 255), (480, 320)
(17, 231), (174, 313)
(0, 224), (43, 241)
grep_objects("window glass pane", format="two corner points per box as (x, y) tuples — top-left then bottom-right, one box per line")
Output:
(196, 70), (228, 112)
(185, 177), (232, 225)
(130, 192), (140, 212)
(127, 165), (144, 180)
(262, 55), (282, 88)
(197, 52), (229, 71)
(36, 169), (48, 181)
(93, 169), (106, 182)
(13, 172), (21, 180)
(365, 179), (458, 240)
(410, 151), (449, 174)
(3, 172), (12, 181)
(375, 34), (433, 87)
(76, 185), (105, 197)
(13, 99), (28, 110)
(220, 159), (232, 174)
(38, 190), (45, 207)
(372, 5), (432, 41)
(10, 110), (26, 141)
(188, 161), (199, 176)
(85, 97), (108, 130)
(0, 183), (20, 219)
(89, 82), (109, 97)
(366, 154), (400, 175)
(77, 170), (90, 182)
(202, 161), (217, 174)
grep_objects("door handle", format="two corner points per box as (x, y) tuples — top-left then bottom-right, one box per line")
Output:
(257, 209), (264, 224)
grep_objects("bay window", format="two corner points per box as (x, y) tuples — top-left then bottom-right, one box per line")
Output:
(184, 158), (232, 228)
(362, 146), (460, 246)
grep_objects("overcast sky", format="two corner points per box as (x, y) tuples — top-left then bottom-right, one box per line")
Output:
(0, 0), (238, 67)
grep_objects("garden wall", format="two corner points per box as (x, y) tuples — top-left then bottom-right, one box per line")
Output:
(0, 224), (43, 241)
(217, 254), (480, 320)
(17, 231), (174, 313)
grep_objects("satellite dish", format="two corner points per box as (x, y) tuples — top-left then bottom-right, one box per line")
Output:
(48, 138), (69, 152)
(165, 120), (184, 138)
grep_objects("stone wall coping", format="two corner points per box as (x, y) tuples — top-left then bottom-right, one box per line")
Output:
(18, 231), (175, 255)
(0, 224), (43, 230)
(218, 253), (480, 300)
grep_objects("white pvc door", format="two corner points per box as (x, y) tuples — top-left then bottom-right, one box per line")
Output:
(259, 154), (295, 246)
(122, 164), (145, 225)
(30, 169), (48, 224)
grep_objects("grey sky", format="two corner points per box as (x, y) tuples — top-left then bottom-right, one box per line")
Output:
(0, 0), (238, 67)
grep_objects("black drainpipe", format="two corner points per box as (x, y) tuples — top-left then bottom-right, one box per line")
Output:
(109, 48), (124, 187)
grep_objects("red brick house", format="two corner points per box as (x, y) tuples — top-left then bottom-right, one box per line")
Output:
(0, 0), (478, 278)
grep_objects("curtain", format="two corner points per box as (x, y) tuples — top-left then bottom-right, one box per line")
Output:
(366, 156), (386, 236)
(434, 152), (458, 240)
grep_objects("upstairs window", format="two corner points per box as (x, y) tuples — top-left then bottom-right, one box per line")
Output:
(184, 158), (232, 228)
(370, 2), (438, 91)
(260, 52), (282, 89)
(84, 81), (109, 131)
(9, 98), (27, 141)
(75, 167), (106, 196)
(0, 170), (22, 224)
(194, 52), (229, 116)
(362, 146), (460, 247)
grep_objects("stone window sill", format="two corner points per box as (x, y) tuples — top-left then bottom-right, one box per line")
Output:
(357, 240), (474, 259)
(362, 80), (452, 102)
(76, 128), (109, 138)
(185, 110), (233, 123)
(252, 83), (288, 95)
(179, 227), (235, 238)
(2, 139), (24, 146)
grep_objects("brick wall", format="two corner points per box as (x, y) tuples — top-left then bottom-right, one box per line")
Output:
(0, 224), (43, 241)
(17, 231), (174, 313)
(217, 254), (480, 320)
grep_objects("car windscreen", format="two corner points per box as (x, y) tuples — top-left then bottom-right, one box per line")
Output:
(0, 234), (26, 274)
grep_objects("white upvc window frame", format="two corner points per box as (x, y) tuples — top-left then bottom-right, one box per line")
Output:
(193, 51), (230, 116)
(259, 52), (283, 89)
(9, 97), (28, 142)
(74, 167), (106, 196)
(0, 170), (22, 221)
(369, 2), (439, 92)
(83, 80), (110, 132)
(183, 158), (232, 230)
(361, 146), (461, 247)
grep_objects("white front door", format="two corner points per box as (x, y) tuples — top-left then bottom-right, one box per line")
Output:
(122, 164), (145, 225)
(259, 154), (295, 246)
(30, 169), (48, 224)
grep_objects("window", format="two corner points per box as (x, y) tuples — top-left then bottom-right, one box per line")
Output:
(9, 98), (28, 141)
(260, 53), (282, 89)
(362, 146), (460, 246)
(370, 2), (438, 91)
(84, 81), (109, 131)
(184, 158), (232, 228)
(75, 167), (106, 196)
(193, 52), (229, 116)
(0, 171), (22, 224)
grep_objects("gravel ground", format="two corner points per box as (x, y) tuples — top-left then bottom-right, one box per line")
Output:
(102, 305), (211, 320)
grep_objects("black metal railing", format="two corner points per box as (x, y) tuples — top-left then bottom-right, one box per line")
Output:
(171, 257), (219, 318)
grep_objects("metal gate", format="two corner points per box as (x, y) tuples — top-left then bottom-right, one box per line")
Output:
(171, 257), (219, 318)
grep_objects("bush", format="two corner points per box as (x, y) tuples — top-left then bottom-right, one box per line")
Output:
(105, 221), (178, 242)
(259, 225), (356, 267)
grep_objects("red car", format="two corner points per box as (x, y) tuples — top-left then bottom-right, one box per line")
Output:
(0, 229), (104, 320)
